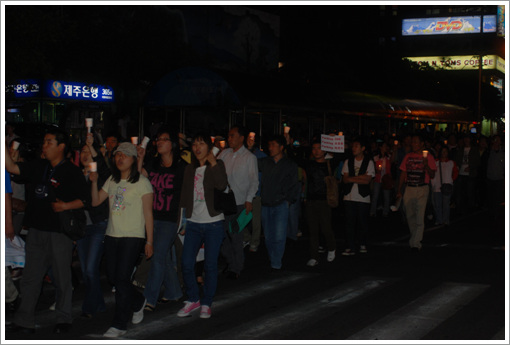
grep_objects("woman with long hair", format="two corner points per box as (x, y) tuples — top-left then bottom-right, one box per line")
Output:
(90, 142), (154, 338)
(176, 133), (228, 319)
(76, 133), (111, 318)
(138, 126), (186, 311)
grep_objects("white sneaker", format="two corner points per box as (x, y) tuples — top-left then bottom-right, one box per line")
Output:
(132, 299), (146, 324)
(49, 302), (56, 311)
(200, 305), (211, 319)
(327, 250), (336, 262)
(306, 258), (318, 267)
(359, 245), (367, 253)
(103, 327), (127, 338)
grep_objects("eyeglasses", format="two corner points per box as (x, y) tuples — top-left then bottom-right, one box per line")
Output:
(156, 138), (171, 142)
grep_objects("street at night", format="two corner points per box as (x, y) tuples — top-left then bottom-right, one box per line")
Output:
(3, 2), (508, 343)
(5, 207), (506, 341)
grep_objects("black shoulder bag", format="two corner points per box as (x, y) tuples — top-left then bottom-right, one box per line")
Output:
(214, 183), (238, 216)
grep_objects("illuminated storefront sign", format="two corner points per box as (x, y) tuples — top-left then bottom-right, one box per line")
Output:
(6, 79), (114, 102)
(402, 16), (497, 35)
(497, 5), (505, 37)
(405, 55), (505, 74)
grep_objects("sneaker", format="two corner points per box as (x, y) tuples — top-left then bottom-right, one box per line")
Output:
(200, 305), (211, 319)
(177, 301), (200, 317)
(342, 249), (355, 256)
(359, 245), (367, 253)
(132, 299), (146, 324)
(112, 286), (116, 293)
(103, 327), (127, 338)
(327, 250), (336, 262)
(306, 258), (318, 267)
(49, 302), (56, 311)
(318, 246), (326, 253)
(243, 241), (250, 248)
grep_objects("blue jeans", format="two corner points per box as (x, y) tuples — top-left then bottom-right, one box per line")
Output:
(77, 221), (107, 315)
(144, 220), (183, 306)
(181, 221), (224, 307)
(104, 236), (145, 331)
(262, 202), (289, 269)
(370, 182), (391, 216)
(344, 201), (370, 251)
(432, 192), (451, 225)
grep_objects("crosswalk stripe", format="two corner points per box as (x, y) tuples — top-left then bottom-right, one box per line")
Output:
(86, 272), (314, 339)
(347, 282), (489, 340)
(209, 276), (393, 340)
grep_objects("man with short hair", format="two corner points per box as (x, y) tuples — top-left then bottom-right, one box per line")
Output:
(5, 128), (88, 334)
(396, 134), (436, 252)
(341, 137), (375, 256)
(103, 133), (119, 169)
(218, 126), (259, 279)
(258, 135), (300, 271)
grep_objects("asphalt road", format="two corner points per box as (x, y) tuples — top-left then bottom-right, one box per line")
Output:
(4, 205), (506, 341)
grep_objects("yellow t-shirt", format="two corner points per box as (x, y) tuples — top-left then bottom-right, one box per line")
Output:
(102, 175), (153, 238)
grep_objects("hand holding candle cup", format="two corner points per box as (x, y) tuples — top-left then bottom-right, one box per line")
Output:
(249, 132), (256, 139)
(141, 136), (150, 149)
(212, 146), (220, 156)
(284, 126), (291, 134)
(85, 118), (93, 133)
(338, 131), (343, 136)
(131, 136), (139, 145)
(12, 141), (20, 150)
(89, 162), (97, 172)
(422, 150), (428, 158)
(394, 140), (398, 146)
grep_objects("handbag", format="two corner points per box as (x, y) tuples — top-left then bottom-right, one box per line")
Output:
(214, 183), (238, 216)
(439, 161), (453, 196)
(324, 160), (339, 208)
(58, 209), (87, 241)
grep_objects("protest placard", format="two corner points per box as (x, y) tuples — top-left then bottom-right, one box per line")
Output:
(321, 134), (344, 153)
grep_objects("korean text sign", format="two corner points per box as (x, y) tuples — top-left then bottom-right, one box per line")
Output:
(321, 134), (344, 153)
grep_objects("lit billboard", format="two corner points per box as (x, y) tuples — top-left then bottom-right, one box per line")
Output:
(497, 5), (505, 37)
(6, 79), (114, 102)
(405, 55), (505, 74)
(402, 16), (482, 35)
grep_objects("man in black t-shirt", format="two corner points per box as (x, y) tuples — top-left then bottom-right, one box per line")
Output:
(5, 127), (88, 334)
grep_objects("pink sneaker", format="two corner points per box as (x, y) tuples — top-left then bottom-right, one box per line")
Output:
(200, 305), (211, 319)
(177, 301), (200, 317)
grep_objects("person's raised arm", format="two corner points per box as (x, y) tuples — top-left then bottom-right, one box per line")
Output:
(5, 146), (20, 175)
(90, 171), (109, 207)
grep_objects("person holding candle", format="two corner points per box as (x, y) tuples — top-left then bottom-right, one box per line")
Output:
(5, 127), (88, 335)
(90, 142), (154, 337)
(76, 133), (111, 318)
(370, 141), (393, 218)
(396, 134), (436, 252)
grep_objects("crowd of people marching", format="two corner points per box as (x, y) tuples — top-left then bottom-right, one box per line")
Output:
(4, 121), (505, 338)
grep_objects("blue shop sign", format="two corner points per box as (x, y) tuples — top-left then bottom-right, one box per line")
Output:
(6, 79), (114, 102)
(45, 80), (114, 102)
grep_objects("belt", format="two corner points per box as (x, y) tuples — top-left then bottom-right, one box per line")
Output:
(407, 183), (427, 187)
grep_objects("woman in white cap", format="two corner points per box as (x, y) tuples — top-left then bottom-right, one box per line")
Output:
(90, 142), (154, 338)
